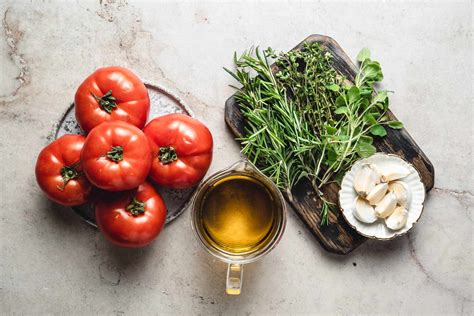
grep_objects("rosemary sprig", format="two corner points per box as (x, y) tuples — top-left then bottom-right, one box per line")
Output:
(225, 48), (315, 193)
(225, 43), (403, 225)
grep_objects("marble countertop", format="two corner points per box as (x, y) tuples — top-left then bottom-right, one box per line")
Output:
(0, 1), (472, 314)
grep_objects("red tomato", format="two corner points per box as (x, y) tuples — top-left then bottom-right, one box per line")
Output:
(95, 182), (167, 248)
(81, 121), (151, 191)
(143, 113), (213, 189)
(35, 135), (91, 206)
(74, 66), (150, 133)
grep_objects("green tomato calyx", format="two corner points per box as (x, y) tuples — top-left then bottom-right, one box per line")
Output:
(106, 146), (123, 163)
(91, 90), (117, 114)
(57, 161), (82, 191)
(159, 146), (178, 165)
(126, 197), (146, 216)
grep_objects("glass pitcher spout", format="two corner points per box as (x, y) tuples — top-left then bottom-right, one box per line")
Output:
(226, 159), (267, 177)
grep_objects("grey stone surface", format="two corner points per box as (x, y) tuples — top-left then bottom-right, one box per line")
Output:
(0, 1), (472, 315)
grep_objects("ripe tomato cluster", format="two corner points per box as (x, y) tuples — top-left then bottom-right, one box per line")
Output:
(35, 67), (213, 248)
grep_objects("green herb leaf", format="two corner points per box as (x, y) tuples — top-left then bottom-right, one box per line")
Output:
(357, 48), (371, 62)
(326, 84), (340, 92)
(370, 111), (381, 120)
(380, 114), (390, 122)
(326, 149), (338, 165)
(335, 107), (348, 114)
(373, 90), (388, 103)
(388, 121), (404, 129)
(359, 135), (374, 144)
(356, 141), (376, 158)
(364, 113), (377, 125)
(359, 87), (372, 96)
(325, 125), (337, 135)
(335, 95), (346, 107)
(359, 98), (369, 109)
(370, 124), (387, 137)
(347, 86), (360, 104)
(364, 61), (383, 82)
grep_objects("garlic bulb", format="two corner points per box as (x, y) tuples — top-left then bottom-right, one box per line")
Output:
(377, 163), (410, 183)
(366, 182), (389, 205)
(353, 164), (380, 198)
(388, 181), (411, 207)
(385, 206), (408, 230)
(354, 197), (377, 223)
(374, 192), (397, 218)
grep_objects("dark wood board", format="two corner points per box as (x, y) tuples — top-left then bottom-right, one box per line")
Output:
(224, 34), (435, 255)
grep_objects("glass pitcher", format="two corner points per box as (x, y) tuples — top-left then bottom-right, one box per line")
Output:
(191, 160), (287, 295)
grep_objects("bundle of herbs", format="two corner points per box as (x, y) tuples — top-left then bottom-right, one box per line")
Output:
(225, 42), (403, 225)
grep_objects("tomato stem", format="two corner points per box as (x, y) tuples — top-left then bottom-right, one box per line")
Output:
(106, 146), (123, 162)
(126, 198), (146, 216)
(91, 90), (117, 114)
(56, 161), (82, 191)
(159, 146), (178, 165)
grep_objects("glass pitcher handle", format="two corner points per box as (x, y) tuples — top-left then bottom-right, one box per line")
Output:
(226, 263), (243, 295)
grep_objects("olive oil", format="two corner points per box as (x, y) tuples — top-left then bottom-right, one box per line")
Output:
(198, 175), (277, 254)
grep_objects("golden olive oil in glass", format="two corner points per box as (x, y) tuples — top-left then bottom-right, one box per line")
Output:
(197, 175), (277, 254)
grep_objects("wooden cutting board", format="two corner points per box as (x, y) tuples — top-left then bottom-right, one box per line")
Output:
(224, 34), (435, 255)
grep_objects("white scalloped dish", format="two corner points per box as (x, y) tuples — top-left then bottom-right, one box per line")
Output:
(339, 153), (426, 240)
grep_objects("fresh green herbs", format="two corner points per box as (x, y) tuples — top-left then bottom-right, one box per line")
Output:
(225, 42), (403, 225)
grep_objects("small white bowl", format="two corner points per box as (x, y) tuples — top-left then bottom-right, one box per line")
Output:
(339, 153), (426, 240)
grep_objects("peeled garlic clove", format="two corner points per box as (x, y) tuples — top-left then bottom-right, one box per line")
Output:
(366, 182), (389, 205)
(388, 181), (411, 207)
(378, 163), (410, 183)
(385, 206), (408, 230)
(354, 197), (377, 223)
(353, 164), (380, 198)
(374, 192), (397, 218)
